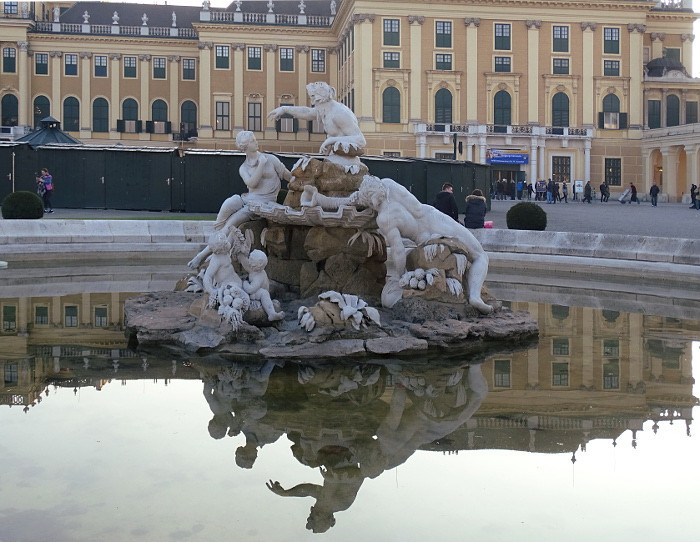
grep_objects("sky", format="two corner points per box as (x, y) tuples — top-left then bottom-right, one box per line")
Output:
(118, 0), (700, 77)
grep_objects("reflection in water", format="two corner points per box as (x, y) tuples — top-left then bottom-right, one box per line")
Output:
(0, 289), (699, 535)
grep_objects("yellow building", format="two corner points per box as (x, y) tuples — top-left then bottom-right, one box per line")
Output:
(1, 0), (699, 200)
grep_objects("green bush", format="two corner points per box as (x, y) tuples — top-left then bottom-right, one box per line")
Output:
(1, 191), (44, 219)
(506, 201), (547, 231)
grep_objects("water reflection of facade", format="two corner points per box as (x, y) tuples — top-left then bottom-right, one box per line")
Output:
(1, 1), (700, 201)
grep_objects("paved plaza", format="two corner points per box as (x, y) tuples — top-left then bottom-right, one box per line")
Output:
(40, 197), (699, 239)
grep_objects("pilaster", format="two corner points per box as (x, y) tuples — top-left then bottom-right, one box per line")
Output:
(352, 14), (375, 132)
(296, 45), (309, 125)
(650, 33), (665, 61)
(464, 18), (479, 124)
(581, 22), (596, 127)
(681, 33), (695, 74)
(79, 52), (92, 136)
(168, 55), (180, 128)
(139, 54), (151, 140)
(410, 16), (425, 123)
(264, 44), (277, 138)
(661, 146), (680, 202)
(525, 20), (540, 124)
(109, 53), (121, 138)
(198, 41), (213, 138)
(17, 42), (30, 126)
(50, 51), (62, 120)
(232, 43), (245, 131)
(627, 24), (645, 130)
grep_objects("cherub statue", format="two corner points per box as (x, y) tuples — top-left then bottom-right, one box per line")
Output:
(267, 82), (366, 156)
(241, 250), (284, 321)
(202, 232), (243, 304)
(188, 130), (290, 269)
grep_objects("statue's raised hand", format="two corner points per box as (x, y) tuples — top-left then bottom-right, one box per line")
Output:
(266, 479), (286, 495)
(267, 106), (286, 121)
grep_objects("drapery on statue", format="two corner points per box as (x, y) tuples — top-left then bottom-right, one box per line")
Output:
(267, 82), (366, 156)
(303, 175), (493, 314)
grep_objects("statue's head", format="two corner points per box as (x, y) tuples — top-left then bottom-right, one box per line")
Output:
(247, 249), (268, 271)
(306, 81), (336, 105)
(235, 130), (257, 151)
(209, 231), (232, 254)
(356, 175), (387, 209)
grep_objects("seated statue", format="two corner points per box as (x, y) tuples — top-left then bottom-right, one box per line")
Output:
(304, 175), (492, 314)
(189, 130), (291, 269)
(267, 82), (366, 157)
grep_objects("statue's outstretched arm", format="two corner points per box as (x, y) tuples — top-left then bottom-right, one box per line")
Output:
(268, 105), (317, 122)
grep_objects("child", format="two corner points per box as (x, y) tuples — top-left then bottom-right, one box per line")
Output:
(241, 250), (284, 321)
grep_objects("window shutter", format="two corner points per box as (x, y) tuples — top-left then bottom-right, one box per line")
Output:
(165, 121), (172, 134)
(145, 121), (153, 134)
(117, 119), (124, 133)
(598, 112), (605, 129)
(619, 113), (628, 130)
(136, 120), (143, 133)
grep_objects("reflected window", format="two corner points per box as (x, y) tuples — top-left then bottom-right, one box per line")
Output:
(2, 305), (16, 331)
(553, 338), (569, 356)
(603, 339), (619, 356)
(63, 97), (79, 132)
(4, 363), (18, 385)
(552, 363), (569, 386)
(602, 309), (619, 322)
(494, 359), (511, 388)
(35, 306), (49, 325)
(603, 359), (619, 389)
(551, 304), (569, 320)
(65, 305), (78, 327)
(94, 307), (107, 327)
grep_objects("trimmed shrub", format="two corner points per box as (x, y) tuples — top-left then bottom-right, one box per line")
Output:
(1, 191), (44, 219)
(506, 201), (547, 231)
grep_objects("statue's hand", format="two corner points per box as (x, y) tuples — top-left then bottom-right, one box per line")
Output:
(267, 107), (284, 121)
(266, 480), (286, 495)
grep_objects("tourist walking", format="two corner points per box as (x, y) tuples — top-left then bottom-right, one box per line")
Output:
(561, 181), (568, 203)
(649, 182), (660, 207)
(40, 167), (54, 213)
(463, 189), (488, 229)
(433, 182), (460, 221)
(600, 181), (610, 202)
(629, 182), (639, 204)
(546, 178), (554, 204)
(583, 181), (592, 203)
(691, 184), (698, 209)
(526, 183), (534, 200)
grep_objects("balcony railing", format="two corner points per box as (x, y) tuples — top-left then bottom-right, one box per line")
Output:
(32, 21), (197, 39)
(417, 123), (593, 138)
(207, 10), (333, 27)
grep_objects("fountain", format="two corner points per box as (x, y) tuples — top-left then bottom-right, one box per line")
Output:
(124, 83), (537, 357)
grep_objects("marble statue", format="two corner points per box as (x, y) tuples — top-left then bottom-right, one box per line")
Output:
(234, 0), (242, 11)
(188, 131), (291, 269)
(202, 231), (243, 298)
(303, 175), (493, 314)
(330, 0), (336, 15)
(142, 13), (149, 25)
(267, 0), (274, 13)
(241, 250), (285, 321)
(172, 11), (176, 27)
(112, 11), (119, 24)
(268, 82), (366, 157)
(82, 10), (90, 24)
(299, 1), (306, 14)
(53, 6), (60, 22)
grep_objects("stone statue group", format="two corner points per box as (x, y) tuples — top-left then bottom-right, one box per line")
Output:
(186, 82), (492, 333)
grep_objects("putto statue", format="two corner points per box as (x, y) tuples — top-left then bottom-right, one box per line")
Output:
(268, 82), (366, 158)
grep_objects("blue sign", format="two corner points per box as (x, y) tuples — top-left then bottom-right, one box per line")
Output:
(487, 149), (529, 164)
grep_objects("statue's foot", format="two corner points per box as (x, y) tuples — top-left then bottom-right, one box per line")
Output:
(268, 311), (285, 322)
(187, 257), (202, 270)
(469, 297), (493, 315)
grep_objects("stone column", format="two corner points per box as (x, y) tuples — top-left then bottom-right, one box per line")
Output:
(50, 51), (62, 118)
(525, 20), (540, 124)
(628, 313), (643, 391)
(681, 33), (695, 74)
(168, 55), (180, 129)
(139, 54), (151, 140)
(464, 18), (479, 124)
(17, 297), (28, 335)
(264, 44), (277, 139)
(109, 53), (121, 139)
(581, 307), (594, 389)
(110, 293), (120, 326)
(650, 33), (665, 63)
(81, 293), (91, 326)
(580, 22), (596, 127)
(530, 140), (538, 187)
(409, 16), (425, 124)
(684, 144), (699, 200)
(296, 45), (310, 134)
(198, 41), (213, 138)
(352, 14), (375, 133)
(660, 89), (667, 128)
(79, 52), (92, 136)
(627, 24), (645, 131)
(526, 303), (539, 389)
(539, 144), (546, 179)
(232, 43), (245, 131)
(584, 139), (591, 182)
(661, 146), (680, 202)
(17, 42), (30, 126)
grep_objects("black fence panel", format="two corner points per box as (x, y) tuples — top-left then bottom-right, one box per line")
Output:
(37, 146), (106, 208)
(0, 143), (36, 202)
(104, 149), (173, 211)
(184, 151), (247, 213)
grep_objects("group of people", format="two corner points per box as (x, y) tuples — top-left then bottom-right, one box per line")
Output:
(34, 167), (54, 213)
(432, 182), (487, 230)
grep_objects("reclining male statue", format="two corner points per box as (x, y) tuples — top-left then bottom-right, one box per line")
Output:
(303, 175), (493, 314)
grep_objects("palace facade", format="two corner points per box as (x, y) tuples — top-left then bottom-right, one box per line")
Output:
(1, 0), (700, 200)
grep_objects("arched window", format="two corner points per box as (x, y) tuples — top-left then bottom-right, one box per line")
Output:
(92, 97), (109, 132)
(435, 88), (452, 129)
(1, 94), (18, 127)
(122, 98), (138, 121)
(181, 100), (197, 137)
(152, 99), (168, 122)
(382, 87), (400, 123)
(666, 94), (680, 127)
(603, 94), (620, 113)
(552, 92), (569, 128)
(33, 95), (50, 128)
(551, 305), (570, 320)
(493, 90), (511, 132)
(63, 97), (79, 132)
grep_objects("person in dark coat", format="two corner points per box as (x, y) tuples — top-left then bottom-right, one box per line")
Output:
(649, 182), (660, 207)
(432, 182), (459, 221)
(583, 181), (592, 203)
(629, 182), (639, 204)
(464, 189), (487, 229)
